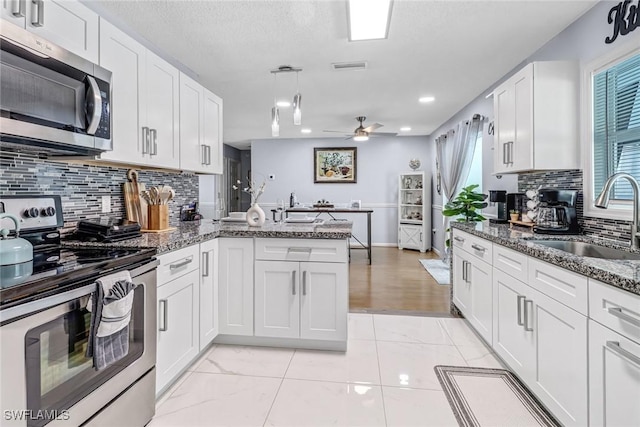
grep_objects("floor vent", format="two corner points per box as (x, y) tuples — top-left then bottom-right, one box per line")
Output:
(331, 61), (368, 71)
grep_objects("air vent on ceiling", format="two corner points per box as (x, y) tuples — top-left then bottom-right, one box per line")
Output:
(331, 61), (368, 71)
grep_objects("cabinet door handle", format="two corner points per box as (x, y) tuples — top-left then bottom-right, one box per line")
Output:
(31, 0), (43, 26)
(150, 129), (158, 155)
(141, 127), (149, 154)
(302, 271), (307, 295)
(419, 232), (423, 242)
(608, 307), (640, 327)
(466, 262), (471, 283)
(292, 271), (296, 295)
(12, 0), (25, 17)
(159, 299), (168, 331)
(502, 142), (508, 165)
(517, 295), (525, 326)
(471, 244), (485, 252)
(201, 252), (209, 277)
(201, 145), (207, 165)
(606, 341), (640, 367)
(461, 260), (467, 282)
(207, 145), (212, 165)
(523, 299), (534, 331)
(169, 257), (193, 270)
(508, 141), (514, 165)
(454, 236), (465, 243)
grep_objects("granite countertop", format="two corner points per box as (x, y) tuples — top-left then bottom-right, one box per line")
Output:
(63, 220), (352, 254)
(451, 221), (640, 296)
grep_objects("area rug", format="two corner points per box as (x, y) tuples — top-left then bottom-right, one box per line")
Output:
(419, 259), (450, 285)
(434, 366), (559, 427)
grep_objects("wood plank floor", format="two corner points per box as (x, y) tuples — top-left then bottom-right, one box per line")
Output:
(348, 247), (451, 315)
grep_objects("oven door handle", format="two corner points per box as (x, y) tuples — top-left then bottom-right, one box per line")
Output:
(0, 283), (96, 324)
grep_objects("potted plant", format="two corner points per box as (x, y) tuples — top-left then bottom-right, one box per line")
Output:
(510, 209), (520, 222)
(442, 184), (488, 248)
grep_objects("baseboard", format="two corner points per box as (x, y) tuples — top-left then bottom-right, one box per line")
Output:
(432, 247), (442, 257)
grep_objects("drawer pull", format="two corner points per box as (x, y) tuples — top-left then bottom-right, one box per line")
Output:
(606, 341), (640, 367)
(454, 237), (465, 243)
(523, 299), (534, 331)
(288, 247), (312, 253)
(471, 244), (486, 252)
(159, 299), (168, 331)
(608, 307), (640, 327)
(169, 257), (193, 270)
(517, 295), (525, 326)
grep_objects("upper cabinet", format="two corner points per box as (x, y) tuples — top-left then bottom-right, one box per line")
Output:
(493, 61), (579, 174)
(179, 72), (223, 174)
(98, 19), (180, 170)
(2, 0), (98, 62)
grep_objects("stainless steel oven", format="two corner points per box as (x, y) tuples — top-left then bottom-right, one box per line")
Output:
(0, 21), (111, 155)
(1, 260), (157, 427)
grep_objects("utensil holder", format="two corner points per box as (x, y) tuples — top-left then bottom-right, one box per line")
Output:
(148, 205), (169, 230)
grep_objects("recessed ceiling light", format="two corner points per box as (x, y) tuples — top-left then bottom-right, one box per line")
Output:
(301, 128), (312, 134)
(348, 0), (393, 41)
(276, 100), (291, 108)
(419, 96), (435, 103)
(400, 126), (411, 132)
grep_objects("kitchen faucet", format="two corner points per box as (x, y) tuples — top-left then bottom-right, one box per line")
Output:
(595, 172), (640, 250)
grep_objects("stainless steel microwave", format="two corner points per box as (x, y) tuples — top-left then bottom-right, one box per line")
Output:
(0, 21), (112, 156)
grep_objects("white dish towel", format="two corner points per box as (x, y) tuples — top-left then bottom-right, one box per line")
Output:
(87, 270), (135, 337)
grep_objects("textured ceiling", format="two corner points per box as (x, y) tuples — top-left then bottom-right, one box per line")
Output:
(92, 0), (596, 149)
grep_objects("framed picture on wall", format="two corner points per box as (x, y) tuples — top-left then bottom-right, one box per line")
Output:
(314, 147), (357, 183)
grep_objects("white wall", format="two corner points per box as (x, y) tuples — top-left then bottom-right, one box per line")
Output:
(251, 136), (431, 245)
(428, 1), (639, 255)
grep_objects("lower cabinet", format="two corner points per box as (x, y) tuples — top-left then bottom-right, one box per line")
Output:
(156, 269), (200, 393)
(255, 260), (348, 342)
(218, 238), (254, 336)
(398, 224), (426, 252)
(452, 250), (493, 344)
(199, 239), (219, 350)
(589, 319), (640, 427)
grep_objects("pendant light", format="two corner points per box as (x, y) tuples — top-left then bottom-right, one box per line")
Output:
(271, 74), (279, 137)
(292, 70), (302, 125)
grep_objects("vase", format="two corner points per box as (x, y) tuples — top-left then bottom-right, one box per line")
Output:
(246, 203), (266, 227)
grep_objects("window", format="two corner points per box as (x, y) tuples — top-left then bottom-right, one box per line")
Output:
(584, 43), (640, 220)
(593, 53), (640, 201)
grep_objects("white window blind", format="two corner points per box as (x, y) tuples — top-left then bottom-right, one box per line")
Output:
(593, 53), (640, 201)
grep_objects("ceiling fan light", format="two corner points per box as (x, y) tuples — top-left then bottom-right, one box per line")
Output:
(292, 92), (302, 125)
(354, 135), (369, 142)
(271, 106), (280, 137)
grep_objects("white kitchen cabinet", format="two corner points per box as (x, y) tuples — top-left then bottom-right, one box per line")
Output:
(218, 238), (254, 336)
(526, 285), (588, 427)
(156, 269), (200, 394)
(255, 260), (348, 342)
(589, 319), (640, 427)
(493, 61), (579, 174)
(467, 257), (493, 344)
(99, 19), (179, 169)
(179, 73), (223, 174)
(199, 239), (219, 351)
(1, 0), (26, 27)
(492, 268), (535, 378)
(452, 251), (472, 315)
(398, 171), (430, 252)
(1, 0), (99, 62)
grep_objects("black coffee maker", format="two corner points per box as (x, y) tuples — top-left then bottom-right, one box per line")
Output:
(533, 189), (579, 234)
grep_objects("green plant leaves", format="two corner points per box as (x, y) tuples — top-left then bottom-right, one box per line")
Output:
(442, 184), (487, 224)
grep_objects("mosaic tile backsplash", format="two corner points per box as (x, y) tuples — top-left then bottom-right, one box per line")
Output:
(0, 151), (198, 235)
(518, 169), (633, 243)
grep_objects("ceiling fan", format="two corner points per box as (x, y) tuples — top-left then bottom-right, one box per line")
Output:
(323, 116), (397, 141)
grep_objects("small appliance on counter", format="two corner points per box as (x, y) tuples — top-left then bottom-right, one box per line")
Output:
(75, 217), (142, 242)
(533, 189), (579, 234)
(180, 201), (202, 222)
(488, 190), (508, 224)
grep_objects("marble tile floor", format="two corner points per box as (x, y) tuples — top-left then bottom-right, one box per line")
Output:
(149, 314), (506, 427)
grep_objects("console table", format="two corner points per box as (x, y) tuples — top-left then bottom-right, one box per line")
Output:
(286, 208), (373, 264)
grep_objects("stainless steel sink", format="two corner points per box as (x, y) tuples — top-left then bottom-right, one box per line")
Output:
(528, 240), (640, 260)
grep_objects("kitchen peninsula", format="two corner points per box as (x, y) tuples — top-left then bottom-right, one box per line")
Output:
(66, 219), (352, 394)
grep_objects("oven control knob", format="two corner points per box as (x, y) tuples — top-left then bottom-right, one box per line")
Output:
(42, 206), (56, 217)
(24, 207), (40, 218)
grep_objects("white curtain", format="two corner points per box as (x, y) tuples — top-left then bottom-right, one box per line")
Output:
(436, 114), (484, 202)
